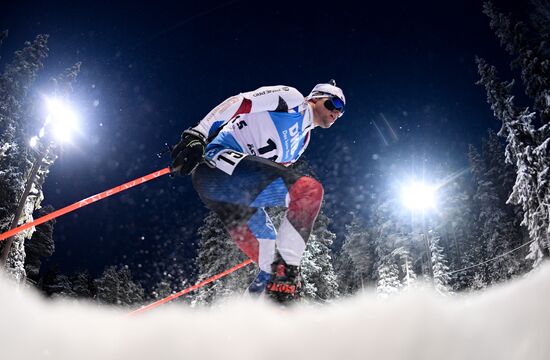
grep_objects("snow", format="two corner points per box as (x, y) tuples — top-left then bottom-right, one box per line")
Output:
(2, 265), (550, 359)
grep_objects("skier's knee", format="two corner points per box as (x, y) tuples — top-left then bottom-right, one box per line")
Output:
(288, 176), (324, 210)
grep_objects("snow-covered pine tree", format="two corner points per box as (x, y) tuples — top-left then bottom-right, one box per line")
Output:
(0, 34), (49, 280)
(70, 270), (94, 299)
(469, 143), (522, 283)
(429, 232), (452, 295)
(40, 265), (62, 296)
(23, 205), (55, 281)
(393, 246), (417, 291)
(376, 259), (400, 298)
(299, 211), (339, 302)
(365, 181), (419, 297)
(39, 265), (82, 298)
(483, 130), (516, 206)
(372, 200), (402, 298)
(479, 2), (550, 267)
(334, 215), (373, 295)
(192, 211), (256, 306)
(13, 62), (81, 276)
(435, 168), (481, 291)
(483, 1), (550, 124)
(0, 31), (80, 280)
(47, 274), (75, 298)
(466, 145), (491, 282)
(477, 59), (545, 266)
(483, 131), (530, 258)
(471, 272), (488, 291)
(481, 132), (527, 276)
(334, 245), (361, 295)
(95, 265), (145, 306)
(529, 0), (550, 59)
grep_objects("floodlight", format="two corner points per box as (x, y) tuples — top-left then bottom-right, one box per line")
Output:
(45, 97), (79, 142)
(401, 181), (437, 210)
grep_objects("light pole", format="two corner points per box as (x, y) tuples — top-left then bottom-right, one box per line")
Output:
(400, 180), (438, 277)
(0, 97), (78, 267)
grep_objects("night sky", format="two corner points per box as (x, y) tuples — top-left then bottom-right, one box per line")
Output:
(1, 0), (527, 282)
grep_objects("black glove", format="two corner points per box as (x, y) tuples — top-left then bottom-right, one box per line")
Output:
(170, 129), (206, 175)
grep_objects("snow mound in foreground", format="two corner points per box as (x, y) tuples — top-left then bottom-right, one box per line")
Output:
(1, 266), (550, 360)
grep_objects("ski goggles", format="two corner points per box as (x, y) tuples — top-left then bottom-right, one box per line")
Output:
(323, 97), (345, 115)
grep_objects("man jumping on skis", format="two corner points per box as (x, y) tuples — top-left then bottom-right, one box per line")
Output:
(170, 80), (346, 303)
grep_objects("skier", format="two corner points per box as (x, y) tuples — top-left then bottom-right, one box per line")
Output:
(170, 80), (346, 303)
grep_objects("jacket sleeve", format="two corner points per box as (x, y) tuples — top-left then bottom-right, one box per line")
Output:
(190, 85), (305, 141)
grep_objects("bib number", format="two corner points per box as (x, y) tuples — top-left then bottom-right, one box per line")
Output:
(211, 149), (247, 175)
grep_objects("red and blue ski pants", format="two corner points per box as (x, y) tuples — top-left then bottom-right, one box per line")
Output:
(192, 155), (323, 272)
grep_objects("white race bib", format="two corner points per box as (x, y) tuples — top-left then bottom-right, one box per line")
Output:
(209, 149), (247, 175)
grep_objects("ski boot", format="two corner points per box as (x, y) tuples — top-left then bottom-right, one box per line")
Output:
(247, 270), (271, 295)
(266, 260), (301, 305)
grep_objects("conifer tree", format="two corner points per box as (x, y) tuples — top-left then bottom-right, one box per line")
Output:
(95, 265), (144, 306)
(429, 232), (452, 295)
(335, 215), (375, 295)
(372, 201), (402, 297)
(471, 272), (488, 291)
(483, 130), (516, 206)
(0, 33), (80, 279)
(299, 211), (339, 302)
(334, 245), (361, 295)
(376, 260), (401, 298)
(393, 246), (417, 291)
(469, 143), (522, 283)
(436, 171), (480, 291)
(478, 2), (550, 266)
(48, 274), (75, 298)
(192, 212), (255, 306)
(366, 184), (415, 297)
(23, 205), (55, 281)
(71, 270), (94, 299)
(334, 216), (373, 295)
(483, 130), (529, 260)
(0, 34), (49, 280)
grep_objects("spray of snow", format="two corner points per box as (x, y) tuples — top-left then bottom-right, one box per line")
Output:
(1, 265), (550, 360)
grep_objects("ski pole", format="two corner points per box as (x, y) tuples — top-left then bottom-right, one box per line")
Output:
(0, 167), (172, 242)
(127, 259), (254, 316)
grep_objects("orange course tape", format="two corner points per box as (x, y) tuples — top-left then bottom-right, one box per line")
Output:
(0, 167), (171, 241)
(128, 259), (254, 316)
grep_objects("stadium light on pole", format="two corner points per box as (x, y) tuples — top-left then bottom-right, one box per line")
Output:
(1, 97), (79, 267)
(44, 97), (79, 143)
(400, 180), (439, 277)
(401, 181), (437, 211)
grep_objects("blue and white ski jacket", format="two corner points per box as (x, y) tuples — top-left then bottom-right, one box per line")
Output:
(190, 85), (313, 174)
